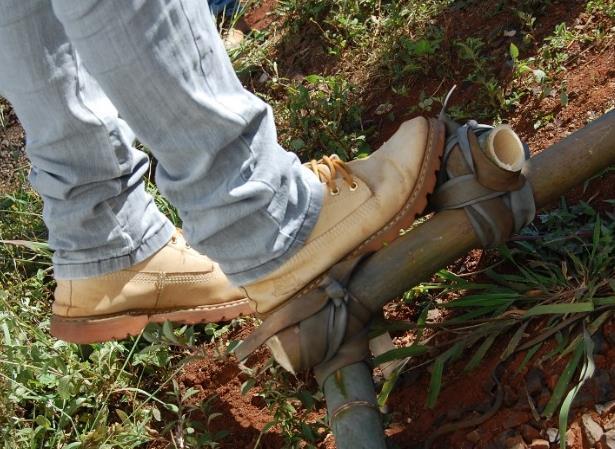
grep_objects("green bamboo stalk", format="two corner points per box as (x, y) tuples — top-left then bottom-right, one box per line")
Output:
(323, 110), (615, 449)
(323, 362), (387, 449)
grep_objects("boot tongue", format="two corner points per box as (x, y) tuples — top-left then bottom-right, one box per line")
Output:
(304, 160), (334, 184)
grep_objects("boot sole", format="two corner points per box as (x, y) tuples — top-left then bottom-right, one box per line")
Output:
(50, 298), (252, 344)
(351, 117), (445, 254)
(271, 118), (446, 310)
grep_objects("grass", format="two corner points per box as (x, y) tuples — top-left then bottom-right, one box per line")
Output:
(373, 197), (615, 447)
(0, 180), (241, 448)
(1, 0), (614, 448)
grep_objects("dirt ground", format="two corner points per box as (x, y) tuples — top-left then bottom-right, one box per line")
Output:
(173, 318), (614, 449)
(1, 0), (614, 448)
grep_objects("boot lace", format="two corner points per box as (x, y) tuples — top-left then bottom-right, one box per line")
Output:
(307, 155), (358, 195)
(170, 229), (191, 249)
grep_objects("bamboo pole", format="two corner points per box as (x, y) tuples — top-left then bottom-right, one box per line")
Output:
(322, 362), (387, 449)
(351, 110), (615, 307)
(323, 110), (615, 449)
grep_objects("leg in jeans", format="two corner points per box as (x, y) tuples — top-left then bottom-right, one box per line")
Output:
(0, 0), (176, 279)
(51, 0), (324, 285)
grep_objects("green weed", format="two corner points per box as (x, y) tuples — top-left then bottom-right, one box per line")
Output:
(0, 178), (234, 449)
(279, 74), (370, 160)
(376, 199), (615, 446)
(240, 359), (326, 449)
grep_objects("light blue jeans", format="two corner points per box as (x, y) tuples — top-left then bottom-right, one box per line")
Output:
(0, 0), (323, 285)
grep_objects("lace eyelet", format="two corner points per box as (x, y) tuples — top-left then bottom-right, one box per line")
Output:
(349, 181), (359, 191)
(330, 187), (340, 196)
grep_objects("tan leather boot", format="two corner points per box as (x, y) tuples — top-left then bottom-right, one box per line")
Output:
(243, 116), (445, 314)
(50, 231), (251, 343)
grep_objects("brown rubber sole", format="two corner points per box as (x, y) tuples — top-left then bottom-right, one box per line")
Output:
(351, 117), (445, 255)
(50, 298), (252, 344)
(264, 118), (446, 314)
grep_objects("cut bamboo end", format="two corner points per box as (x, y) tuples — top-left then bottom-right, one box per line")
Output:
(266, 328), (301, 374)
(480, 125), (525, 172)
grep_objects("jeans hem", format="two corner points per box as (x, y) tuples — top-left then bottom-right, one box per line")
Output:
(224, 175), (325, 285)
(52, 220), (176, 280)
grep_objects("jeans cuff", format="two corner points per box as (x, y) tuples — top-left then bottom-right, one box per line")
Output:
(52, 220), (176, 279)
(224, 174), (325, 285)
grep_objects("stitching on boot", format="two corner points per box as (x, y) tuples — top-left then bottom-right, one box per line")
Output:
(51, 298), (251, 323)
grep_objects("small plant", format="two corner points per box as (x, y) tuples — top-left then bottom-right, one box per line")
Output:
(394, 32), (443, 78)
(241, 359), (326, 449)
(280, 74), (371, 161)
(159, 382), (229, 449)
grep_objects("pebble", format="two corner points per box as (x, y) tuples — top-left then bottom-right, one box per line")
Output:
(546, 428), (560, 444)
(506, 435), (528, 449)
(605, 429), (615, 449)
(476, 401), (494, 413)
(547, 373), (559, 391)
(596, 400), (615, 415)
(581, 413), (604, 447)
(529, 439), (550, 449)
(494, 430), (519, 449)
(487, 441), (507, 449)
(572, 387), (595, 408)
(503, 411), (531, 428)
(566, 424), (582, 449)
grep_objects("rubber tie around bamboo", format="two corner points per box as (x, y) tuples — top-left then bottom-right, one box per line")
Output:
(430, 119), (536, 246)
(235, 118), (537, 390)
(235, 256), (374, 386)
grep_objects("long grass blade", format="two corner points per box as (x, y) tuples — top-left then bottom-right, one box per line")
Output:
(427, 356), (445, 409)
(378, 365), (402, 408)
(593, 296), (615, 305)
(559, 310), (612, 358)
(373, 345), (429, 365)
(515, 342), (543, 375)
(501, 321), (530, 360)
(558, 328), (595, 449)
(443, 292), (519, 308)
(524, 303), (594, 317)
(0, 239), (51, 255)
(465, 334), (497, 372)
(427, 342), (463, 408)
(542, 339), (584, 418)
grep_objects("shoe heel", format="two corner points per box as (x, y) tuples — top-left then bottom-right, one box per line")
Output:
(50, 314), (148, 344)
